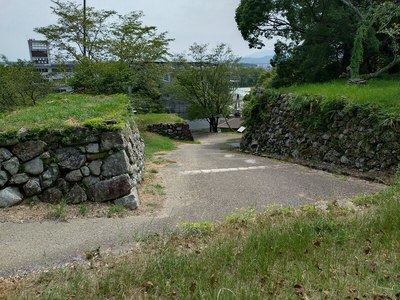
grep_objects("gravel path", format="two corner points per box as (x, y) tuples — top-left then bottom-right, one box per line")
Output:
(0, 133), (383, 276)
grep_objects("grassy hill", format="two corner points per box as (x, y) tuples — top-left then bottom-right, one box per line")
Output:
(0, 94), (131, 136)
(281, 77), (400, 117)
(0, 94), (185, 156)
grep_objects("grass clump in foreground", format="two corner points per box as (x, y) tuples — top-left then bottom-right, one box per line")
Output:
(0, 94), (131, 136)
(282, 77), (400, 116)
(107, 204), (126, 218)
(143, 183), (166, 196)
(4, 181), (400, 299)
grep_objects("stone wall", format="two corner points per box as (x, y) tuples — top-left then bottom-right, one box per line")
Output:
(147, 123), (194, 141)
(241, 93), (400, 181)
(0, 123), (145, 209)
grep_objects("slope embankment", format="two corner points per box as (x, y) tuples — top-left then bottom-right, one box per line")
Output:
(241, 90), (400, 182)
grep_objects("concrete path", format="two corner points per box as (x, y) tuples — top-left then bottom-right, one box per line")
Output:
(0, 133), (383, 276)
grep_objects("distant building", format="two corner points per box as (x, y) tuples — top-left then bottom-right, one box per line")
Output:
(28, 39), (50, 66)
(28, 39), (73, 92)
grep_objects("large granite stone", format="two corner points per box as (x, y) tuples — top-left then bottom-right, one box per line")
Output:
(61, 127), (99, 145)
(17, 127), (28, 139)
(66, 184), (87, 204)
(12, 140), (47, 162)
(0, 138), (18, 147)
(2, 157), (20, 175)
(0, 187), (24, 208)
(114, 188), (139, 210)
(23, 179), (42, 196)
(40, 163), (60, 189)
(0, 171), (9, 188)
(9, 173), (30, 185)
(0, 148), (12, 162)
(101, 132), (127, 151)
(80, 166), (90, 177)
(23, 157), (44, 175)
(86, 143), (100, 154)
(56, 148), (86, 170)
(82, 176), (100, 187)
(56, 179), (69, 192)
(88, 160), (102, 176)
(101, 150), (131, 177)
(65, 170), (83, 182)
(86, 152), (108, 161)
(87, 174), (132, 202)
(40, 187), (63, 204)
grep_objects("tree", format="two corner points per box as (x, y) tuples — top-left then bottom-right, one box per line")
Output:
(236, 0), (358, 85)
(68, 60), (135, 94)
(0, 58), (52, 111)
(172, 44), (239, 132)
(35, 0), (114, 62)
(35, 0), (172, 63)
(36, 0), (172, 111)
(343, 1), (400, 80)
(237, 66), (266, 87)
(129, 63), (167, 113)
(235, 0), (400, 86)
(107, 12), (172, 64)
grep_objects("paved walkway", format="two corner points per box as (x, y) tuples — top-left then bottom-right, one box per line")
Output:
(0, 133), (383, 276)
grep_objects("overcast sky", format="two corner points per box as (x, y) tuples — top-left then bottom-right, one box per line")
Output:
(0, 0), (275, 61)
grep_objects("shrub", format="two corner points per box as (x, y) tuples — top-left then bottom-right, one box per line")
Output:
(69, 61), (135, 95)
(0, 60), (52, 112)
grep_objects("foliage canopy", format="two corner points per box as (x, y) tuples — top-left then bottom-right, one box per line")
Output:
(172, 44), (239, 132)
(35, 0), (172, 112)
(35, 0), (172, 63)
(0, 58), (52, 112)
(235, 0), (400, 86)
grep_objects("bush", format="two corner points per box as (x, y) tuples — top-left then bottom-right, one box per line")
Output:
(0, 60), (52, 112)
(69, 61), (166, 113)
(69, 61), (135, 95)
(130, 93), (164, 113)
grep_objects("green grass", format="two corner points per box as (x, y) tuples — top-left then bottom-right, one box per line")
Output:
(106, 204), (126, 218)
(143, 183), (166, 196)
(78, 203), (88, 216)
(46, 201), (67, 221)
(6, 181), (400, 299)
(142, 131), (176, 159)
(282, 77), (400, 116)
(0, 94), (130, 138)
(135, 113), (184, 159)
(134, 113), (184, 129)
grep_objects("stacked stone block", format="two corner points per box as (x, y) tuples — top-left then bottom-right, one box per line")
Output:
(0, 124), (145, 209)
(147, 123), (194, 141)
(241, 94), (400, 178)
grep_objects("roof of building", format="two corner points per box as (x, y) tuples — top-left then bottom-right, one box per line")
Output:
(217, 117), (243, 130)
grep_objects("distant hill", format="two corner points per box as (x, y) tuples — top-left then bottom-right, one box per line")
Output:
(239, 56), (272, 65)
(239, 49), (274, 66)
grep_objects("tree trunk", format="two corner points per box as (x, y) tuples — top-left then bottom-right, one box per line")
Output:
(362, 56), (400, 80)
(209, 117), (219, 133)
